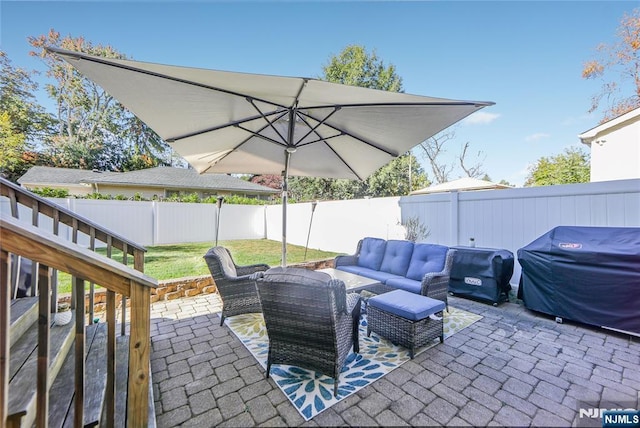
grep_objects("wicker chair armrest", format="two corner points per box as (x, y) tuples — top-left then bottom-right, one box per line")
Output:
(346, 292), (361, 314)
(420, 248), (455, 295)
(224, 274), (255, 284)
(250, 271), (265, 281)
(420, 272), (451, 296)
(236, 263), (270, 276)
(328, 278), (348, 314)
(334, 254), (357, 267)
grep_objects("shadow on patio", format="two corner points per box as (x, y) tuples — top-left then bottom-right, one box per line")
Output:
(149, 293), (640, 427)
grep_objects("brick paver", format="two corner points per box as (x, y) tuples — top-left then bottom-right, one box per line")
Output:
(150, 293), (640, 427)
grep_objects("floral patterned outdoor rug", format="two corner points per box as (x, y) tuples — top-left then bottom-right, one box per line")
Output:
(224, 307), (482, 421)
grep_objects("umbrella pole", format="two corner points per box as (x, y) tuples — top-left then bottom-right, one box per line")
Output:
(281, 168), (287, 267)
(282, 108), (297, 268)
(281, 148), (293, 268)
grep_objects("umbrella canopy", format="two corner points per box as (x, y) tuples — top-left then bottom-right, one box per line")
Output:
(48, 47), (494, 265)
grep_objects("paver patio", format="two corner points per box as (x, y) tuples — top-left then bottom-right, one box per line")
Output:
(149, 292), (640, 427)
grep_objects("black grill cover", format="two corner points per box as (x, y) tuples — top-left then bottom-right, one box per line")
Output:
(517, 226), (640, 335)
(449, 247), (514, 304)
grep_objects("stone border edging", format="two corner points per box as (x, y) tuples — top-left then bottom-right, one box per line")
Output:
(58, 258), (336, 312)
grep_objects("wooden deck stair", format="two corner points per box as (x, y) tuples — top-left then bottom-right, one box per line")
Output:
(2, 180), (156, 427)
(7, 297), (156, 427)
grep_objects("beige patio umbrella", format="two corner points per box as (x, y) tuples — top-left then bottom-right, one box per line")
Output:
(48, 47), (494, 266)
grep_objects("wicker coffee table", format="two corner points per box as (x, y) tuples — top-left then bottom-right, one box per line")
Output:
(316, 268), (383, 293)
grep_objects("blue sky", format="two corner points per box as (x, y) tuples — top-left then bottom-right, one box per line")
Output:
(1, 1), (636, 186)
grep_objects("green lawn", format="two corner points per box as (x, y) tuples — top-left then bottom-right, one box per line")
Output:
(58, 239), (339, 293)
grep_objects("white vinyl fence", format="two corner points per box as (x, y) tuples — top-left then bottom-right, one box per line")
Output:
(3, 178), (638, 285)
(0, 199), (267, 248)
(399, 178), (640, 283)
(265, 197), (406, 255)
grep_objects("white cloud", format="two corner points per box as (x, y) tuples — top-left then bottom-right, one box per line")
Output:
(462, 111), (500, 125)
(525, 132), (550, 142)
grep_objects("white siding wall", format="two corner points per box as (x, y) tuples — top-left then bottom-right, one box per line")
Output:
(590, 120), (640, 182)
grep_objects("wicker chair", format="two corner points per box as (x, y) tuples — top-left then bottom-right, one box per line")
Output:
(254, 267), (361, 397)
(203, 247), (270, 326)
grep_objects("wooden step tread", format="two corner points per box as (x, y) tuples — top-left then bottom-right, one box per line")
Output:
(7, 311), (76, 425)
(49, 322), (107, 428)
(102, 336), (157, 428)
(8, 315), (156, 427)
(9, 296), (38, 347)
(52, 324), (156, 427)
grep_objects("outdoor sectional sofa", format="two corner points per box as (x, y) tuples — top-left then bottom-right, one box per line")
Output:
(334, 237), (455, 309)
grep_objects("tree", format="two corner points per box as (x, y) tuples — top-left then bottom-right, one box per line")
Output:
(417, 128), (487, 184)
(458, 141), (486, 179)
(524, 147), (590, 187)
(582, 8), (640, 122)
(417, 130), (456, 183)
(366, 154), (428, 197)
(0, 111), (25, 173)
(321, 45), (402, 91)
(28, 30), (172, 171)
(289, 154), (428, 201)
(0, 50), (53, 181)
(250, 174), (283, 190)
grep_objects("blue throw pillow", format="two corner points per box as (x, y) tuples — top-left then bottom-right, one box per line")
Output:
(357, 237), (387, 271)
(379, 240), (414, 276)
(405, 244), (448, 281)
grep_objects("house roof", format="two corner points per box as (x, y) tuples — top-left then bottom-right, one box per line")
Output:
(579, 106), (640, 145)
(409, 177), (511, 195)
(18, 166), (110, 186)
(18, 166), (279, 194)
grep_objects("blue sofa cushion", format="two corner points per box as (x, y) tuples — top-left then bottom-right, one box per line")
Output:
(379, 240), (414, 276)
(368, 289), (445, 321)
(336, 265), (403, 284)
(406, 244), (448, 281)
(357, 237), (387, 271)
(385, 277), (422, 294)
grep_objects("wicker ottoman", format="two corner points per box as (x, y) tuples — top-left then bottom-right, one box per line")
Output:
(367, 289), (445, 358)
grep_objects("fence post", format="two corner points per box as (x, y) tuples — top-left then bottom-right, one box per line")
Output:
(152, 200), (157, 246)
(450, 190), (460, 246)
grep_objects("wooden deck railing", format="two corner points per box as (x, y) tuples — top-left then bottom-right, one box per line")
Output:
(1, 213), (157, 426)
(0, 177), (146, 332)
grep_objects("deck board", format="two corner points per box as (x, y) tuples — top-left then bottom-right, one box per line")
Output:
(9, 296), (38, 347)
(7, 312), (75, 425)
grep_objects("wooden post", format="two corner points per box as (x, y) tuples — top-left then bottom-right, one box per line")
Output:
(105, 290), (116, 428)
(36, 263), (51, 428)
(0, 250), (10, 426)
(121, 244), (128, 337)
(30, 200), (39, 295)
(127, 282), (150, 427)
(51, 210), (60, 313)
(70, 219), (79, 311)
(89, 228), (96, 324)
(74, 277), (85, 428)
